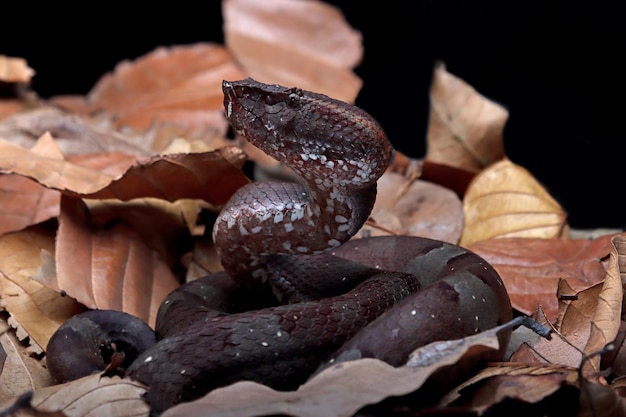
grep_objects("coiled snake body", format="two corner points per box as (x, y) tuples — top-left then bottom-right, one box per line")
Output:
(48, 78), (512, 416)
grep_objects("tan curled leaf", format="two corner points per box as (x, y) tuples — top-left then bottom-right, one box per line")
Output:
(460, 159), (568, 246)
(581, 234), (624, 365)
(426, 62), (507, 171)
(55, 197), (179, 328)
(467, 234), (615, 321)
(0, 55), (35, 83)
(88, 43), (245, 136)
(0, 133), (62, 236)
(0, 225), (85, 352)
(162, 324), (504, 417)
(0, 325), (54, 405)
(355, 172), (463, 244)
(0, 133), (249, 207)
(223, 0), (363, 103)
(29, 374), (149, 417)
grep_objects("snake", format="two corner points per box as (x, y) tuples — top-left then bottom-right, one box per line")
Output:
(45, 78), (513, 416)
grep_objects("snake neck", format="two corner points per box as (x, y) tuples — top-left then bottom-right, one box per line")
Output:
(214, 79), (392, 286)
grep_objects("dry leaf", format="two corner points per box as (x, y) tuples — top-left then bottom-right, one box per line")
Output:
(0, 133), (249, 207)
(439, 362), (580, 409)
(426, 62), (507, 171)
(467, 234), (615, 321)
(460, 158), (568, 246)
(87, 43), (245, 136)
(0, 55), (35, 83)
(55, 197), (180, 328)
(509, 237), (621, 374)
(355, 172), (463, 244)
(223, 0), (363, 103)
(0, 107), (153, 157)
(27, 374), (149, 417)
(162, 323), (505, 417)
(0, 225), (85, 352)
(0, 323), (53, 405)
(0, 133), (62, 236)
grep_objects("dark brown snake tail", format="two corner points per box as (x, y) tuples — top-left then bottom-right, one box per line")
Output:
(47, 78), (512, 416)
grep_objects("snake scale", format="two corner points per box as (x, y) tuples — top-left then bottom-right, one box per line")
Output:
(46, 78), (512, 416)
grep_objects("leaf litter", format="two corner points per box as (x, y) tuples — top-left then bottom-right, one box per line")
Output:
(1, 0), (625, 416)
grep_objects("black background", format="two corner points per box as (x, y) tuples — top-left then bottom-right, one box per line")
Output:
(2, 1), (625, 228)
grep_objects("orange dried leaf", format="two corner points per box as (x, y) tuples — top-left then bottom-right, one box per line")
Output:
(223, 0), (363, 103)
(87, 43), (246, 134)
(55, 197), (180, 327)
(426, 62), (507, 171)
(0, 225), (84, 352)
(0, 133), (249, 207)
(0, 133), (63, 236)
(0, 55), (35, 83)
(460, 159), (568, 246)
(466, 234), (615, 321)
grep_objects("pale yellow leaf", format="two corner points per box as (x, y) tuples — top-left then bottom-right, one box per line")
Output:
(460, 158), (568, 246)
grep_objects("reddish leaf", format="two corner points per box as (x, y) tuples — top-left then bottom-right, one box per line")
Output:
(467, 234), (617, 322)
(55, 197), (180, 327)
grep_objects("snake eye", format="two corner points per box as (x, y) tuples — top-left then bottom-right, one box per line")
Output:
(288, 93), (300, 107)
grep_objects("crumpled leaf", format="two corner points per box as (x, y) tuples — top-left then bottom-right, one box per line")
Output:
(460, 158), (568, 246)
(0, 134), (61, 236)
(0, 133), (249, 207)
(0, 55), (35, 83)
(426, 62), (507, 172)
(87, 42), (245, 135)
(439, 363), (579, 413)
(0, 224), (85, 352)
(0, 107), (153, 157)
(355, 172), (463, 244)
(23, 373), (149, 417)
(509, 235), (622, 376)
(223, 0), (362, 103)
(467, 233), (616, 321)
(0, 323), (54, 405)
(54, 197), (181, 328)
(162, 322), (506, 417)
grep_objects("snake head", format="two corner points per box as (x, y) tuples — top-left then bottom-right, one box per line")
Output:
(222, 78), (392, 190)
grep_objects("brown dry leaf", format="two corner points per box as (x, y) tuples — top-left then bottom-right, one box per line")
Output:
(0, 133), (62, 236)
(54, 197), (180, 328)
(87, 43), (245, 136)
(162, 323), (504, 417)
(440, 362), (579, 408)
(513, 235), (623, 374)
(426, 62), (507, 172)
(466, 233), (616, 321)
(355, 172), (464, 244)
(0, 55), (35, 83)
(460, 158), (568, 246)
(0, 107), (153, 157)
(0, 323), (54, 405)
(223, 0), (363, 103)
(0, 133), (249, 207)
(579, 376), (626, 417)
(440, 363), (579, 413)
(27, 374), (149, 417)
(0, 224), (85, 352)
